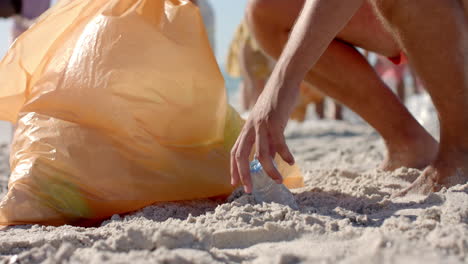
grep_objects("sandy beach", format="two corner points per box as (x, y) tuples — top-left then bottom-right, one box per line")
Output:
(0, 101), (466, 263)
(2, 0), (468, 260)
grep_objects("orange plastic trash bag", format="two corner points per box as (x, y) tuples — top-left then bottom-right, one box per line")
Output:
(0, 0), (303, 226)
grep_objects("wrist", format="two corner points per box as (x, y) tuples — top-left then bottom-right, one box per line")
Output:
(267, 65), (303, 97)
(273, 57), (306, 90)
(262, 70), (302, 115)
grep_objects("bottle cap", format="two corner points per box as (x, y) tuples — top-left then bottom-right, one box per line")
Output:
(249, 159), (263, 173)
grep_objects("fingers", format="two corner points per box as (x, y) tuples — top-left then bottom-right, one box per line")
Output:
(230, 140), (240, 186)
(237, 132), (254, 193)
(256, 127), (283, 184)
(272, 130), (295, 165)
(231, 124), (255, 193)
(230, 118), (295, 194)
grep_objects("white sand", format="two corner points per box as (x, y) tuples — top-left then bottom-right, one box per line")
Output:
(1, 116), (467, 263)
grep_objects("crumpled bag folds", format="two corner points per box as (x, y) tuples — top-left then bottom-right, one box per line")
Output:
(0, 0), (303, 226)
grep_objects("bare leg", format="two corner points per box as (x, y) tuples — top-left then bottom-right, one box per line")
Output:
(373, 0), (468, 194)
(300, 82), (326, 120)
(315, 100), (325, 119)
(246, 0), (438, 170)
(333, 102), (343, 120)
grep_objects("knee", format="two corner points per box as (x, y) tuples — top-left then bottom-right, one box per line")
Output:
(245, 0), (291, 41)
(245, 0), (302, 58)
(244, 0), (282, 53)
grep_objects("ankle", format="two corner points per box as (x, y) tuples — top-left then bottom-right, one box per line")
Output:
(435, 146), (468, 164)
(387, 130), (438, 154)
(381, 133), (439, 170)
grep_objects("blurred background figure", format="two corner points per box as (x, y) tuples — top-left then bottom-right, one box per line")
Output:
(225, 20), (342, 121)
(0, 0), (18, 21)
(225, 21), (271, 111)
(363, 52), (437, 138)
(5, 0), (51, 40)
(373, 54), (424, 104)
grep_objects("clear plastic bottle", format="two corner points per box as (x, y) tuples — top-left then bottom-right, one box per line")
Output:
(250, 159), (298, 210)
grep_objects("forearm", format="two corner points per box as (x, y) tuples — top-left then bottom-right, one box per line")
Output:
(270, 0), (364, 90)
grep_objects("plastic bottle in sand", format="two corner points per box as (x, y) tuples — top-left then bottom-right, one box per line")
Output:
(250, 159), (298, 210)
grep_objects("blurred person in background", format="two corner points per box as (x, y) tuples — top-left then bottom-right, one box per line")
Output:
(0, 0), (52, 40)
(374, 54), (424, 104)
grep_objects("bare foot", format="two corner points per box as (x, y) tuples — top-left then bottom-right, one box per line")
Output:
(393, 152), (468, 197)
(380, 133), (439, 171)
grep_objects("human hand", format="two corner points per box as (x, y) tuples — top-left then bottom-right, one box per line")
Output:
(230, 77), (300, 193)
